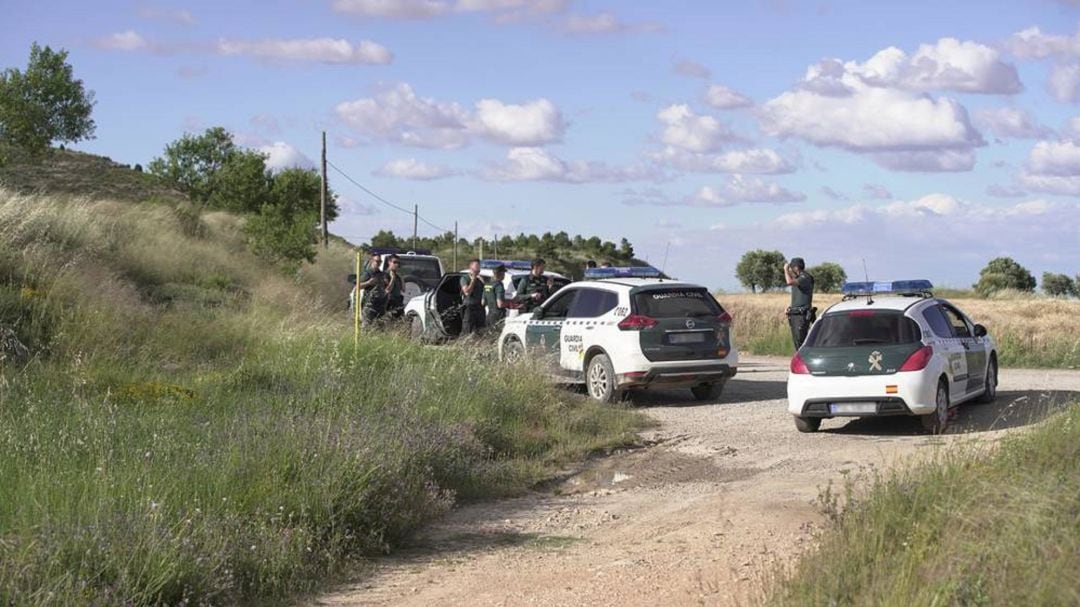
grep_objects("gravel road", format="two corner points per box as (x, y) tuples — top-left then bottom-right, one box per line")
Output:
(315, 357), (1080, 607)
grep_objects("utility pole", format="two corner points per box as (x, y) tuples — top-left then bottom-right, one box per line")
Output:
(453, 221), (458, 270)
(494, 234), (498, 259)
(479, 238), (484, 260)
(412, 204), (418, 251)
(320, 131), (328, 249)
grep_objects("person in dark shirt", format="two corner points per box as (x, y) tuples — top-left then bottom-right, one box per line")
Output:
(484, 264), (508, 333)
(358, 253), (387, 328)
(459, 258), (486, 336)
(384, 254), (405, 320)
(784, 257), (815, 349)
(515, 258), (553, 312)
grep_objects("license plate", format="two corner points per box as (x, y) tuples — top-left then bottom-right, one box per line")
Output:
(829, 402), (877, 415)
(669, 332), (706, 344)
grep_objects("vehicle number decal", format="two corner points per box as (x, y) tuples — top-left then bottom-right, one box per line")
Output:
(613, 306), (629, 316)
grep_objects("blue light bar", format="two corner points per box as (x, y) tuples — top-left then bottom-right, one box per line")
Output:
(479, 259), (533, 271)
(841, 280), (933, 295)
(585, 266), (662, 279)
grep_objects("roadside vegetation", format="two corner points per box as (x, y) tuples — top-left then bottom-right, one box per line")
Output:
(769, 401), (1080, 606)
(0, 188), (644, 604)
(721, 292), (1080, 368)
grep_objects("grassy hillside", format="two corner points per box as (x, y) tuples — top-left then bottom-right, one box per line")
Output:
(769, 402), (1080, 606)
(0, 186), (644, 604)
(720, 292), (1080, 368)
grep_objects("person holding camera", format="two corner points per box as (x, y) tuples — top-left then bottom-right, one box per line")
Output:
(784, 257), (815, 349)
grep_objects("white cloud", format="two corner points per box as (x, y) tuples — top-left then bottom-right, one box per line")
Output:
(1064, 117), (1080, 141)
(374, 158), (459, 180)
(331, 0), (450, 18)
(335, 83), (471, 149)
(216, 37), (393, 65)
(704, 84), (753, 109)
(673, 58), (711, 79)
(725, 174), (805, 203)
(1048, 63), (1080, 103)
(857, 38), (1022, 94)
(650, 146), (794, 174)
(622, 175), (804, 207)
(1028, 140), (1080, 176)
(559, 12), (664, 35)
(656, 104), (740, 153)
(456, 0), (567, 14)
(482, 147), (656, 183)
(1018, 173), (1080, 196)
(258, 142), (315, 172)
(869, 149), (977, 172)
(986, 183), (1028, 198)
(91, 30), (150, 51)
(862, 183), (892, 199)
(973, 107), (1050, 139)
(136, 5), (196, 26)
(1006, 25), (1080, 60)
(470, 98), (565, 145)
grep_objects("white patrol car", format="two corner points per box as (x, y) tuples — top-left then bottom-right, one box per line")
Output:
(403, 260), (570, 342)
(787, 280), (998, 434)
(498, 267), (738, 403)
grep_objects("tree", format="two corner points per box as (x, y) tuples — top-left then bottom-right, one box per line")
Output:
(735, 250), (786, 293)
(245, 205), (318, 266)
(1042, 272), (1076, 298)
(808, 262), (847, 293)
(208, 149), (271, 213)
(148, 127), (237, 203)
(974, 257), (1036, 297)
(0, 43), (96, 156)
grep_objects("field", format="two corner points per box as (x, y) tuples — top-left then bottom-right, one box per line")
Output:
(721, 292), (1080, 368)
(0, 188), (644, 605)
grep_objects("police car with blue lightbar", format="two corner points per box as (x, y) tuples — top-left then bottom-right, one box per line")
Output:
(787, 280), (998, 434)
(403, 259), (570, 342)
(498, 266), (738, 402)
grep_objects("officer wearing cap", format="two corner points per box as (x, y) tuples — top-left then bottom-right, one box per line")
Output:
(784, 257), (815, 348)
(484, 264), (508, 332)
(516, 258), (553, 313)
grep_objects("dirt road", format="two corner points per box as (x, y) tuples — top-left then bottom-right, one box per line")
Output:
(315, 357), (1080, 607)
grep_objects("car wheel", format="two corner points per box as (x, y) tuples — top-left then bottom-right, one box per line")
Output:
(975, 358), (998, 404)
(403, 278), (423, 301)
(794, 416), (821, 433)
(409, 314), (425, 341)
(921, 379), (950, 434)
(690, 382), (724, 401)
(503, 337), (525, 364)
(586, 354), (621, 403)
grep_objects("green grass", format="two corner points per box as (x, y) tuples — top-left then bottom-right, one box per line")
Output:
(0, 188), (645, 604)
(769, 403), (1080, 606)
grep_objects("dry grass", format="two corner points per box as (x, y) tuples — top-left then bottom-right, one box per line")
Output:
(719, 293), (1080, 368)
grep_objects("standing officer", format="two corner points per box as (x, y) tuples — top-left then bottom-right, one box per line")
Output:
(484, 264), (508, 332)
(460, 258), (486, 336)
(516, 258), (553, 312)
(784, 257), (815, 349)
(358, 252), (387, 327)
(384, 254), (405, 320)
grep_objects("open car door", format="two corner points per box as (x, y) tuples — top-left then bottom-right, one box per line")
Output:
(428, 272), (465, 340)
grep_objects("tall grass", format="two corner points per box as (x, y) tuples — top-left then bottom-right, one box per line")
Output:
(769, 402), (1080, 606)
(721, 293), (1080, 368)
(0, 189), (644, 604)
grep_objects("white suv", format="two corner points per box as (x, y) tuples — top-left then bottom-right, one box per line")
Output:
(497, 268), (738, 402)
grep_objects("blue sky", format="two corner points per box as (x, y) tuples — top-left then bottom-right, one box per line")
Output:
(6, 0), (1080, 290)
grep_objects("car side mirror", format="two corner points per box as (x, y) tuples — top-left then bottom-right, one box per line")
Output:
(346, 273), (357, 285)
(973, 324), (987, 338)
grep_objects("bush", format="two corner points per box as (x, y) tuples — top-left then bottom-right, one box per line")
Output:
(807, 262), (846, 293)
(974, 257), (1036, 297)
(1042, 272), (1076, 298)
(736, 249), (786, 293)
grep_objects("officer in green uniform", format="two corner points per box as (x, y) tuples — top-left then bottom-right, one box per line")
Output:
(460, 258), (486, 336)
(358, 253), (387, 327)
(515, 258), (553, 312)
(784, 257), (815, 348)
(384, 254), (405, 320)
(484, 264), (508, 332)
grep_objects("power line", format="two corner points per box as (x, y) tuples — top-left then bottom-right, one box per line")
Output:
(326, 159), (453, 234)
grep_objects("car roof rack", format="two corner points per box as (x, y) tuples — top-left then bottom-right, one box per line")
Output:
(841, 279), (934, 300)
(584, 266), (663, 280)
(366, 246), (434, 256)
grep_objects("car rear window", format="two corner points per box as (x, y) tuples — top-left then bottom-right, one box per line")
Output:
(805, 310), (921, 348)
(632, 288), (722, 318)
(397, 258), (441, 279)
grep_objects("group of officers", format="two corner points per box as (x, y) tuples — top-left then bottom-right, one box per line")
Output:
(356, 251), (817, 349)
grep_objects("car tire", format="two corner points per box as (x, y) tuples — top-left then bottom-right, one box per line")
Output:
(794, 416), (821, 433)
(690, 382), (724, 401)
(921, 379), (950, 434)
(408, 314), (425, 341)
(975, 358), (998, 404)
(586, 354), (622, 403)
(503, 337), (525, 364)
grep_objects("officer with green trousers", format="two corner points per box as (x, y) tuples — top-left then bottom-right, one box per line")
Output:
(358, 252), (387, 327)
(384, 254), (405, 320)
(460, 258), (486, 335)
(784, 257), (815, 349)
(515, 258), (553, 313)
(484, 264), (508, 331)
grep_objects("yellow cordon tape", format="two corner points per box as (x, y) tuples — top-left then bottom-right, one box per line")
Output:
(353, 250), (361, 351)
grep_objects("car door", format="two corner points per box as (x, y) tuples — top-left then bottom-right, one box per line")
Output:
(922, 304), (969, 399)
(525, 288), (577, 370)
(941, 303), (986, 396)
(427, 272), (465, 338)
(561, 287), (619, 378)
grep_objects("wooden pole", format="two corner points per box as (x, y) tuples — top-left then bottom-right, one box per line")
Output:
(320, 131), (328, 249)
(412, 204), (418, 251)
(353, 250), (361, 347)
(494, 234), (498, 258)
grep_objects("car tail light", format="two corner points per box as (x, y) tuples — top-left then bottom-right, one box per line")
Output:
(717, 310), (733, 325)
(618, 314), (658, 330)
(790, 353), (810, 374)
(899, 345), (933, 372)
